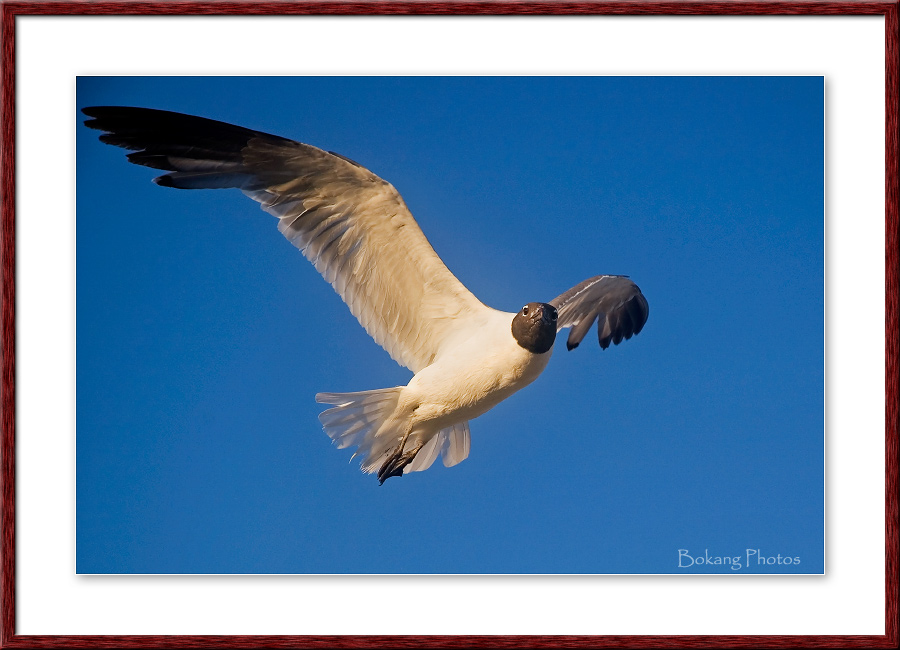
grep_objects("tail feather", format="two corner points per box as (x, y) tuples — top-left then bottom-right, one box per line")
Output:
(316, 388), (404, 474)
(441, 421), (471, 468)
(316, 389), (473, 480)
(404, 433), (442, 473)
(403, 421), (471, 474)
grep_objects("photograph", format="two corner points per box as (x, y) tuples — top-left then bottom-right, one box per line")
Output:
(75, 75), (824, 575)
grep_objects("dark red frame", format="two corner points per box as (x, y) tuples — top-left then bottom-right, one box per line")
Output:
(1, 1), (897, 647)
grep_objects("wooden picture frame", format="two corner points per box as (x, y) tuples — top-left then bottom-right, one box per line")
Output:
(1, 1), (896, 647)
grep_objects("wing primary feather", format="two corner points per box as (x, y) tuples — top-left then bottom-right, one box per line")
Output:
(552, 274), (649, 351)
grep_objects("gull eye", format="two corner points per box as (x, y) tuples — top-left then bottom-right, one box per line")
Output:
(522, 305), (529, 315)
(551, 310), (557, 322)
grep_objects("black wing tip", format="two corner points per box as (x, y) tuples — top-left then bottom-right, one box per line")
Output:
(82, 105), (183, 120)
(82, 105), (160, 130)
(82, 105), (295, 146)
(83, 105), (127, 118)
(597, 293), (649, 350)
(81, 105), (108, 123)
(598, 330), (637, 351)
(82, 105), (118, 116)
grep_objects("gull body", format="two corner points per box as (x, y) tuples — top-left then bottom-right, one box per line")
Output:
(83, 106), (649, 483)
(317, 303), (556, 481)
(404, 306), (553, 429)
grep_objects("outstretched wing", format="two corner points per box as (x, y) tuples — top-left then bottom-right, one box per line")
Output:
(83, 106), (488, 373)
(550, 275), (649, 351)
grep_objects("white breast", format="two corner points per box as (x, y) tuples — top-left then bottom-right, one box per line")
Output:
(402, 309), (554, 432)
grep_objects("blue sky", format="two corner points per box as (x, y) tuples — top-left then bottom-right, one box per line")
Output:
(76, 76), (823, 574)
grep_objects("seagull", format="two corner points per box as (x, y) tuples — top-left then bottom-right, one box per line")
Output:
(83, 106), (649, 484)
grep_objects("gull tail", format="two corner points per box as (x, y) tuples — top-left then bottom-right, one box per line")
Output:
(315, 389), (472, 483)
(316, 388), (404, 474)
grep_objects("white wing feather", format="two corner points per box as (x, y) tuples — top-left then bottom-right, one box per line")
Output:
(242, 163), (487, 372)
(83, 106), (488, 372)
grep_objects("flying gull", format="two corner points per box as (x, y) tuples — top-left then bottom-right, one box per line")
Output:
(83, 106), (649, 484)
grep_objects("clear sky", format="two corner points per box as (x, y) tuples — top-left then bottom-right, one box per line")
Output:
(76, 76), (823, 574)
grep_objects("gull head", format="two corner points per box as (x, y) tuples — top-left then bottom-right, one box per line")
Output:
(511, 302), (557, 354)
